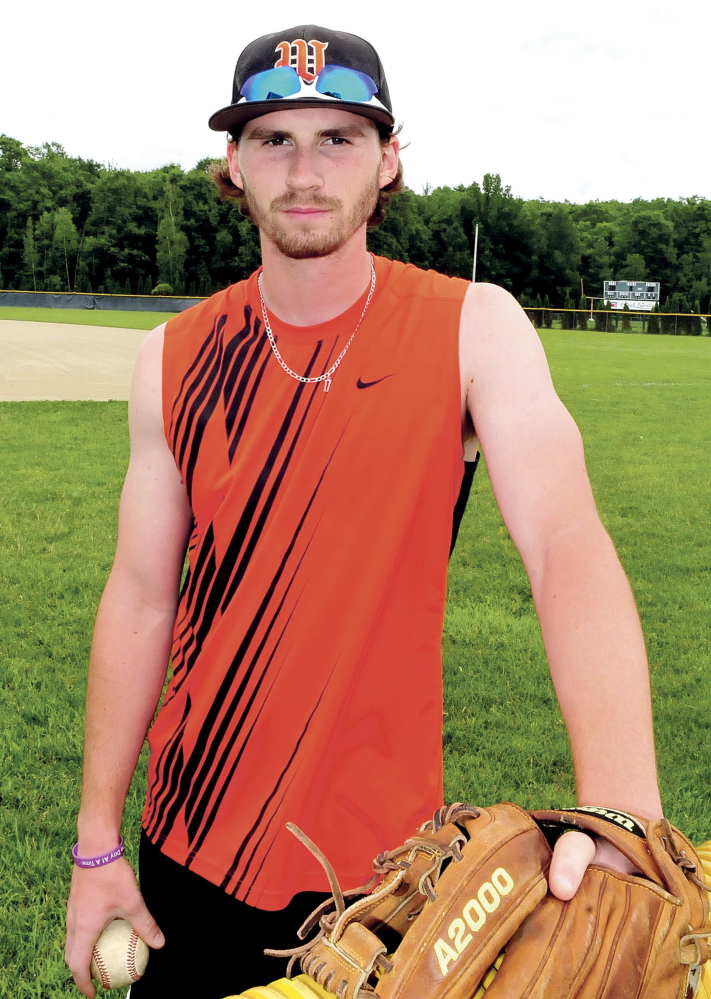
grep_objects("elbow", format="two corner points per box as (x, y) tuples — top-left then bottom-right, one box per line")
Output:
(526, 517), (616, 599)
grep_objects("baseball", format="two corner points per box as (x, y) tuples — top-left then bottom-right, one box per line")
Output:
(90, 918), (149, 990)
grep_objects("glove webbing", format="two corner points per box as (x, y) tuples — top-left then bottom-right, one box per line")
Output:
(266, 806), (480, 981)
(660, 819), (711, 895)
(264, 823), (406, 975)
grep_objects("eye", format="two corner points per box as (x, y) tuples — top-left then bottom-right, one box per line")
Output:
(324, 135), (350, 146)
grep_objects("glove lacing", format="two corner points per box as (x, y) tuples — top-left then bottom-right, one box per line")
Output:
(265, 805), (479, 979)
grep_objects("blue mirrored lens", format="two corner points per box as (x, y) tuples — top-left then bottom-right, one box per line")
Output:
(241, 66), (301, 102)
(315, 65), (377, 103)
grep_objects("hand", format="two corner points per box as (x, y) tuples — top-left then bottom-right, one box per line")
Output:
(548, 829), (640, 901)
(65, 857), (165, 998)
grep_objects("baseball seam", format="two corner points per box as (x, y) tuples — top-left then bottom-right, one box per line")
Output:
(92, 946), (111, 990)
(127, 929), (141, 981)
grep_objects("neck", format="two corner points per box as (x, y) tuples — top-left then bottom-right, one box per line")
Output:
(258, 233), (373, 327)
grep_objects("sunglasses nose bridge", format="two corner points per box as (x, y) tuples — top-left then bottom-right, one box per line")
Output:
(241, 64), (378, 106)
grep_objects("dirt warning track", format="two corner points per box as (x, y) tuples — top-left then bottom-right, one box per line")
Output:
(0, 319), (149, 401)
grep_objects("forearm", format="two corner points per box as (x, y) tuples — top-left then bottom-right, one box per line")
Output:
(77, 572), (177, 851)
(530, 524), (663, 819)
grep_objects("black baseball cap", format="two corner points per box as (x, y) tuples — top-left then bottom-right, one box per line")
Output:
(209, 25), (394, 133)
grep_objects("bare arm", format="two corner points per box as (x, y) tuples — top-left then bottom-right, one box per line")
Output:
(66, 323), (192, 996)
(460, 284), (662, 892)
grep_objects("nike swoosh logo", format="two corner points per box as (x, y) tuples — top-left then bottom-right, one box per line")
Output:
(356, 374), (395, 389)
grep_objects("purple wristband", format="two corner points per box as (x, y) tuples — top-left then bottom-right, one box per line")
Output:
(72, 837), (125, 869)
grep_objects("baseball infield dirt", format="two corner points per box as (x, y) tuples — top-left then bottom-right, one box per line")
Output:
(0, 319), (148, 401)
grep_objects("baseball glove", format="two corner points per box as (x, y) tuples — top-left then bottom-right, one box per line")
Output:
(265, 803), (711, 999)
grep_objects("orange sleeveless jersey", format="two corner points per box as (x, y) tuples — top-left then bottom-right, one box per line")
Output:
(142, 256), (469, 909)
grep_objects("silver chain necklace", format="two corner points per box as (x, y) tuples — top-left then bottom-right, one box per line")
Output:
(257, 254), (376, 393)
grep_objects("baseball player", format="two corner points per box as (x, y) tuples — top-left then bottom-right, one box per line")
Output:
(65, 25), (663, 999)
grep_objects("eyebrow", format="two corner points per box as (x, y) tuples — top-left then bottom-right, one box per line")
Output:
(320, 125), (369, 139)
(245, 124), (369, 142)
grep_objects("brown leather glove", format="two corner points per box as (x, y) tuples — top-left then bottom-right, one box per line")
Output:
(482, 806), (711, 999)
(267, 803), (711, 999)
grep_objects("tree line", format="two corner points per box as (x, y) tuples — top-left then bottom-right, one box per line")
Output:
(1, 134), (710, 315)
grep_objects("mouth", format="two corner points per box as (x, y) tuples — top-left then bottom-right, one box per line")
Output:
(283, 207), (333, 218)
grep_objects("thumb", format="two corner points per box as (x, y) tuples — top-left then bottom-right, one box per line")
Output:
(548, 829), (596, 901)
(129, 906), (165, 949)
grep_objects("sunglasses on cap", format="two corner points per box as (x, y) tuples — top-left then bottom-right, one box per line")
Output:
(239, 64), (389, 112)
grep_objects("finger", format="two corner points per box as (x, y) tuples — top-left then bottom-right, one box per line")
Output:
(65, 924), (98, 998)
(593, 837), (640, 875)
(548, 830), (596, 900)
(68, 949), (97, 999)
(128, 904), (166, 949)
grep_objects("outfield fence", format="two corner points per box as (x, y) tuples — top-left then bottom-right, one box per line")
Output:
(1, 290), (709, 335)
(523, 308), (710, 335)
(0, 289), (202, 313)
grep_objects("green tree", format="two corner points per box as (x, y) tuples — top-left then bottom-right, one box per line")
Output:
(577, 294), (588, 330)
(84, 169), (154, 292)
(529, 293), (543, 329)
(156, 179), (189, 292)
(669, 293), (683, 334)
(460, 175), (537, 295)
(621, 303), (631, 332)
(0, 134), (27, 172)
(615, 207), (676, 288)
(620, 253), (646, 280)
(542, 294), (553, 329)
(561, 291), (575, 330)
(234, 217), (261, 279)
(526, 202), (582, 304)
(420, 189), (471, 278)
(22, 217), (37, 290)
(53, 206), (79, 291)
(368, 188), (432, 269)
(690, 300), (702, 336)
(0, 212), (25, 289)
(34, 211), (55, 288)
(660, 299), (675, 335)
(181, 161), (226, 292)
(574, 213), (616, 298)
(594, 305), (609, 332)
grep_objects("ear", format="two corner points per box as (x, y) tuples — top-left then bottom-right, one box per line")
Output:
(379, 135), (400, 189)
(226, 141), (244, 190)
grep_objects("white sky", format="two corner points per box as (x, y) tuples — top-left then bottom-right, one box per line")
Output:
(2, 0), (709, 204)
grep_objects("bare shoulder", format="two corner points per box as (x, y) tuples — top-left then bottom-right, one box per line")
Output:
(128, 323), (167, 446)
(137, 321), (167, 358)
(459, 283), (551, 388)
(457, 283), (597, 561)
(459, 283), (561, 432)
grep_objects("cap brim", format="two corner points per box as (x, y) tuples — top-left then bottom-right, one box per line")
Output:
(209, 98), (394, 133)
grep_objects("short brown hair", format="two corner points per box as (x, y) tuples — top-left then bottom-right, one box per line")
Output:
(208, 123), (404, 228)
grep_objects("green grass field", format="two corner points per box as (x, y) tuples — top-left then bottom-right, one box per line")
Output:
(0, 307), (175, 330)
(0, 326), (709, 996)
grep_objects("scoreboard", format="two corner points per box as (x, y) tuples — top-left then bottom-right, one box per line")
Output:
(603, 280), (660, 311)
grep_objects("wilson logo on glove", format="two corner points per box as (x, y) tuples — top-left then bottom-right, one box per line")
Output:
(561, 805), (647, 837)
(433, 866), (514, 976)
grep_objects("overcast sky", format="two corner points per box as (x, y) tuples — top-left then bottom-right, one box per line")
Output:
(3, 0), (708, 204)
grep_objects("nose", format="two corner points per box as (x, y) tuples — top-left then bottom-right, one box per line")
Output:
(285, 145), (324, 193)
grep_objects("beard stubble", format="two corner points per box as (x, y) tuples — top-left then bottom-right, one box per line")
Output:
(242, 171), (381, 259)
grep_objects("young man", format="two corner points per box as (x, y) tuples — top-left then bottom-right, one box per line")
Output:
(65, 25), (662, 999)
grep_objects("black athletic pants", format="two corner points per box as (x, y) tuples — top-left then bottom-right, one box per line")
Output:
(130, 831), (329, 998)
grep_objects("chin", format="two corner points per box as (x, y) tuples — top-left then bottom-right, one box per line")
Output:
(267, 223), (355, 260)
(275, 238), (348, 260)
